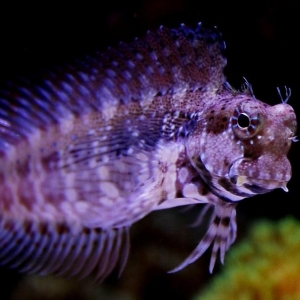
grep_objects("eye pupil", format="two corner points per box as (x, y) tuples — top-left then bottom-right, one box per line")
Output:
(237, 113), (250, 128)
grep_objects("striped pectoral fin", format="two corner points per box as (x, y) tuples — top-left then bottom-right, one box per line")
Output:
(0, 217), (130, 281)
(168, 202), (237, 274)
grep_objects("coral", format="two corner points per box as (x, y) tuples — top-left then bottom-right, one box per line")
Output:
(195, 217), (300, 300)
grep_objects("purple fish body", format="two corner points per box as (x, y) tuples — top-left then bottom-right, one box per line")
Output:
(0, 24), (297, 280)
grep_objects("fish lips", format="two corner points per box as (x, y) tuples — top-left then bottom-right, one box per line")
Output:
(228, 156), (291, 193)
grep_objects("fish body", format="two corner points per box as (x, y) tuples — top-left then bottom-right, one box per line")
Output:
(0, 24), (297, 279)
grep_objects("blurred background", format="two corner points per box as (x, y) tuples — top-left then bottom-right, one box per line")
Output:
(0, 0), (299, 299)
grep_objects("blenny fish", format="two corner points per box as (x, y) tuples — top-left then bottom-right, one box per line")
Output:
(0, 23), (297, 280)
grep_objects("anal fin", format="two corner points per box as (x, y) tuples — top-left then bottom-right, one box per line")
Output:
(0, 216), (130, 281)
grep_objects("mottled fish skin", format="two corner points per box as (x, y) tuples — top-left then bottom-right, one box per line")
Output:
(0, 23), (297, 279)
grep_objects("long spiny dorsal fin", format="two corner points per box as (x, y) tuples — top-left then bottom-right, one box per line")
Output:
(0, 23), (226, 152)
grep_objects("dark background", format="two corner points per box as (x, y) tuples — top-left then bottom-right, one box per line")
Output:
(0, 1), (299, 299)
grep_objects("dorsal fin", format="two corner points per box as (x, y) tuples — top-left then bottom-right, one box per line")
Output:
(0, 23), (226, 150)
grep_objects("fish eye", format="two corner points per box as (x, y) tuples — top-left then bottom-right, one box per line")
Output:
(237, 113), (250, 129)
(232, 104), (261, 139)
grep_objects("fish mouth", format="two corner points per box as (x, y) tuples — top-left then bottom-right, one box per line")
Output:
(228, 156), (291, 193)
(229, 174), (289, 193)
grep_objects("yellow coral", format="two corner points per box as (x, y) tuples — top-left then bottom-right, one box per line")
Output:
(195, 217), (300, 300)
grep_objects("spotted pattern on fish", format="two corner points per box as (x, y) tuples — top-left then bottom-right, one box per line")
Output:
(0, 23), (297, 279)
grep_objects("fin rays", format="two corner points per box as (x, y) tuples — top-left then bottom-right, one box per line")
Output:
(0, 23), (226, 152)
(0, 217), (130, 281)
(169, 203), (237, 274)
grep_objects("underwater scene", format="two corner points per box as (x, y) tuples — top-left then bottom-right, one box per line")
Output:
(0, 0), (299, 299)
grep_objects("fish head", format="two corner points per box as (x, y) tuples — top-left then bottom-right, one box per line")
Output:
(185, 92), (297, 201)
